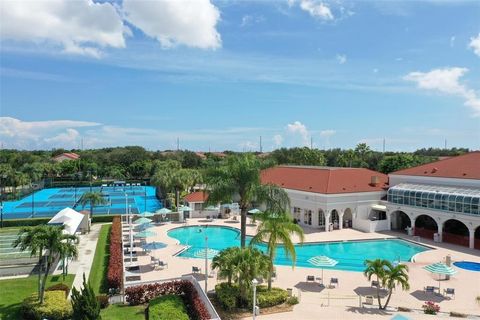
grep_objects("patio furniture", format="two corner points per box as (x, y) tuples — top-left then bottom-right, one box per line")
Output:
(371, 280), (379, 287)
(330, 278), (339, 288)
(192, 266), (201, 273)
(424, 286), (437, 294)
(443, 288), (455, 298)
(306, 275), (315, 282)
(158, 261), (168, 269)
(363, 295), (374, 307)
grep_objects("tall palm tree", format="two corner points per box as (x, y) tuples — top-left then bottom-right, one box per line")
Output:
(234, 247), (270, 304)
(78, 191), (107, 219)
(206, 154), (289, 248)
(59, 239), (79, 280)
(364, 259), (388, 309)
(382, 263), (409, 309)
(250, 212), (305, 290)
(211, 247), (240, 285)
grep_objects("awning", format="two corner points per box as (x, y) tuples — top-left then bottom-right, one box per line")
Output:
(371, 204), (387, 211)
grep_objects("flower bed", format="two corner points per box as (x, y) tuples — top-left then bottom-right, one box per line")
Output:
(107, 216), (123, 291)
(125, 280), (210, 320)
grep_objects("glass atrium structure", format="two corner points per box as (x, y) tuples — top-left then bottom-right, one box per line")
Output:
(387, 183), (480, 216)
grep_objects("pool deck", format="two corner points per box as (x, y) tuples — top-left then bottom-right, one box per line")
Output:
(123, 218), (480, 319)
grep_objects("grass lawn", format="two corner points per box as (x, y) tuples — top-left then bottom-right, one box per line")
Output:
(0, 274), (75, 320)
(100, 304), (145, 320)
(89, 224), (111, 295)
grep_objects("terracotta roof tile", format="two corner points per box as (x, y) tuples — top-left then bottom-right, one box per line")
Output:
(184, 191), (208, 203)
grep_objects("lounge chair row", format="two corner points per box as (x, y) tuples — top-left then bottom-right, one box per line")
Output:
(306, 275), (338, 287)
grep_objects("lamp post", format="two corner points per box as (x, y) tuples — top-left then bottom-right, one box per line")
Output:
(252, 278), (258, 320)
(0, 174), (6, 228)
(198, 227), (208, 293)
(144, 181), (147, 212)
(129, 205), (133, 264)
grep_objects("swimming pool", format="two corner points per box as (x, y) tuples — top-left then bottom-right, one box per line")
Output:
(2, 186), (163, 219)
(168, 226), (430, 272)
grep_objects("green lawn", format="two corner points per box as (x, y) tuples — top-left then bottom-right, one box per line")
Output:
(0, 274), (75, 320)
(89, 224), (111, 295)
(100, 304), (145, 320)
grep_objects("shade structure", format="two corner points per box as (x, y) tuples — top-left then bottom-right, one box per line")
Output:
(142, 241), (167, 250)
(137, 222), (153, 231)
(248, 208), (262, 214)
(156, 208), (172, 214)
(204, 205), (219, 211)
(178, 205), (192, 211)
(308, 255), (339, 286)
(194, 249), (219, 259)
(134, 230), (157, 238)
(423, 263), (457, 290)
(134, 217), (152, 224)
(139, 211), (155, 217)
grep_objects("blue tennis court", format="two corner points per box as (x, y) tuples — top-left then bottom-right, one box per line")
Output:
(2, 186), (163, 219)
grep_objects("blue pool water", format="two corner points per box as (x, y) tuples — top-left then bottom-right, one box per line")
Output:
(453, 261), (480, 271)
(168, 226), (430, 272)
(3, 186), (163, 219)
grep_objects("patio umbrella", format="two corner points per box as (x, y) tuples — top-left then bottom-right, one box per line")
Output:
(248, 208), (262, 214)
(308, 255), (339, 286)
(194, 248), (220, 259)
(204, 205), (219, 211)
(142, 241), (167, 251)
(156, 208), (172, 214)
(134, 217), (152, 224)
(423, 262), (457, 291)
(139, 211), (155, 217)
(179, 205), (192, 211)
(134, 230), (157, 238)
(137, 222), (153, 231)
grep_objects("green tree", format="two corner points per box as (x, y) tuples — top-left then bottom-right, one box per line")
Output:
(71, 273), (101, 320)
(211, 247), (240, 285)
(21, 162), (45, 183)
(59, 239), (79, 280)
(270, 147), (326, 166)
(378, 154), (429, 174)
(206, 154), (289, 248)
(250, 212), (304, 290)
(78, 191), (107, 220)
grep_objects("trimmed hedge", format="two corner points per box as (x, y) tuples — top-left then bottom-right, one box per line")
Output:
(125, 280), (210, 320)
(215, 283), (238, 311)
(92, 215), (118, 223)
(3, 217), (51, 227)
(21, 291), (72, 320)
(148, 295), (189, 320)
(215, 283), (288, 310)
(46, 283), (70, 298)
(107, 216), (123, 292)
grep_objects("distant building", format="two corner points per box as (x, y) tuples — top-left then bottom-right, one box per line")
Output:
(53, 152), (80, 162)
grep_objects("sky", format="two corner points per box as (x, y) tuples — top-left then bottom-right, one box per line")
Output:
(0, 0), (479, 152)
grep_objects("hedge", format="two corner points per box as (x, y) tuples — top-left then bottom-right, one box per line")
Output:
(107, 216), (123, 292)
(2, 215), (117, 227)
(148, 295), (189, 320)
(46, 283), (70, 298)
(215, 283), (288, 310)
(21, 291), (72, 320)
(125, 280), (210, 320)
(92, 215), (118, 223)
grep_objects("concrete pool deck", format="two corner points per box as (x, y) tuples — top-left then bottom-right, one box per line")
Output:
(123, 218), (480, 318)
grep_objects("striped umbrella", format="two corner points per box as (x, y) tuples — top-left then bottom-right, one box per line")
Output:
(308, 255), (339, 286)
(248, 208), (262, 214)
(134, 217), (152, 224)
(139, 211), (155, 217)
(142, 241), (167, 250)
(423, 262), (457, 290)
(134, 230), (157, 238)
(156, 208), (172, 214)
(194, 249), (219, 259)
(204, 205), (219, 211)
(137, 223), (153, 231)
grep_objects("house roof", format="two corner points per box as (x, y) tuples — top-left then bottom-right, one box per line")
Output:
(390, 152), (480, 180)
(48, 207), (85, 235)
(184, 191), (209, 203)
(53, 152), (80, 160)
(261, 166), (388, 194)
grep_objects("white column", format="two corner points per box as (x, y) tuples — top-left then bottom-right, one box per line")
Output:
(437, 223), (443, 242)
(339, 212), (344, 230)
(469, 228), (475, 249)
(325, 212), (331, 232)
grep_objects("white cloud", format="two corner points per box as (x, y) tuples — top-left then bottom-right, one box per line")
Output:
(44, 128), (80, 147)
(273, 134), (283, 146)
(123, 0), (221, 49)
(404, 67), (480, 117)
(336, 54), (347, 64)
(298, 0), (334, 20)
(469, 33), (480, 57)
(450, 36), (455, 47)
(0, 0), (128, 58)
(320, 129), (336, 137)
(241, 14), (265, 27)
(286, 121), (309, 146)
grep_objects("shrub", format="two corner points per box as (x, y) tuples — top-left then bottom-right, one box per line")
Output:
(422, 301), (440, 315)
(96, 294), (110, 309)
(148, 295), (189, 320)
(46, 283), (70, 298)
(71, 274), (101, 320)
(286, 296), (299, 305)
(21, 291), (72, 320)
(215, 283), (239, 311)
(107, 216), (123, 291)
(250, 286), (288, 308)
(450, 311), (467, 318)
(3, 217), (50, 227)
(397, 306), (411, 312)
(92, 215), (117, 223)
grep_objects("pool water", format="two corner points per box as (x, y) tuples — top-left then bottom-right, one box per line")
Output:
(168, 226), (430, 272)
(453, 261), (480, 271)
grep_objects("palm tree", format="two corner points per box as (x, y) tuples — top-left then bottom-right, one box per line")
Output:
(59, 239), (79, 280)
(78, 191), (107, 219)
(364, 259), (388, 309)
(211, 247), (240, 285)
(206, 154), (289, 248)
(382, 263), (409, 309)
(250, 211), (304, 290)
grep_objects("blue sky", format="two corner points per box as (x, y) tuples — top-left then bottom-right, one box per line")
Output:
(1, 0), (479, 152)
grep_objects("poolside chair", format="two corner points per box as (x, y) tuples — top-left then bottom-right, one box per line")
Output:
(330, 278), (339, 288)
(424, 286), (436, 294)
(362, 295), (374, 308)
(371, 280), (379, 287)
(306, 275), (315, 282)
(192, 266), (201, 273)
(443, 288), (455, 299)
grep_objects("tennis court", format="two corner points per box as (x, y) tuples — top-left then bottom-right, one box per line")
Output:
(2, 185), (163, 219)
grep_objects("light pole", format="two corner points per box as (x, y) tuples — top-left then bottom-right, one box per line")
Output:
(144, 182), (147, 212)
(252, 278), (258, 320)
(129, 205), (133, 264)
(0, 174), (6, 228)
(199, 227), (209, 293)
(31, 183), (35, 218)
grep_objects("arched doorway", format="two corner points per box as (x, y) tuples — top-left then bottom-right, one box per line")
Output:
(318, 209), (326, 231)
(414, 215), (437, 240)
(390, 210), (411, 232)
(443, 219), (469, 247)
(331, 209), (339, 230)
(475, 226), (480, 250)
(343, 208), (353, 228)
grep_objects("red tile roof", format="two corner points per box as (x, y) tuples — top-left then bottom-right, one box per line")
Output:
(261, 166), (388, 194)
(184, 191), (208, 203)
(391, 152), (480, 180)
(53, 152), (80, 160)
